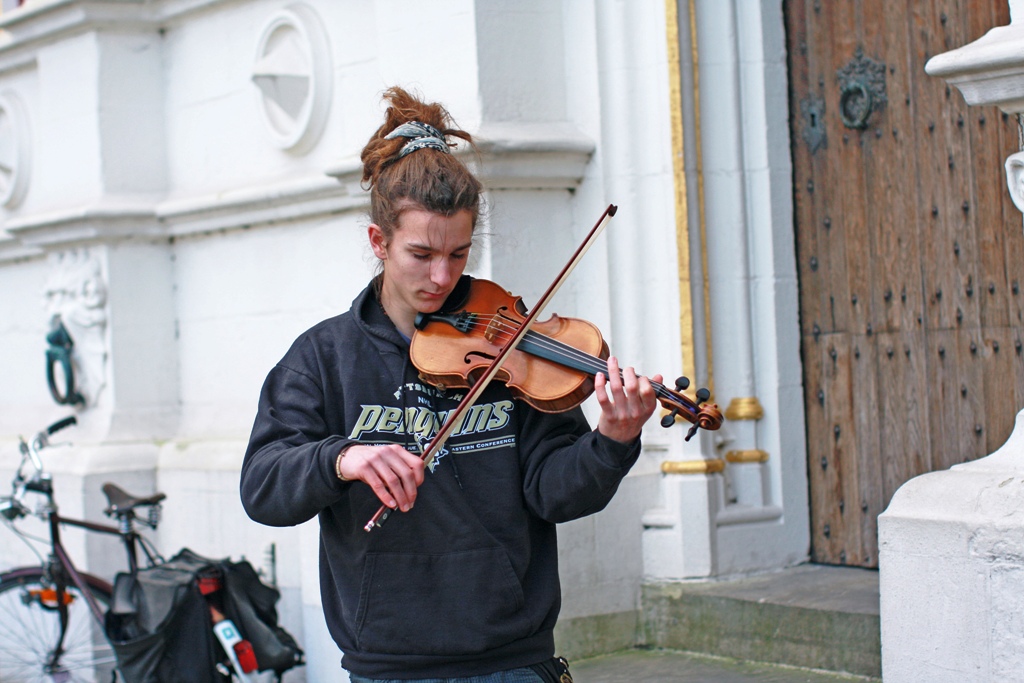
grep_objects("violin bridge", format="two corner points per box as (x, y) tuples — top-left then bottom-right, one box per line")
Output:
(483, 315), (504, 344)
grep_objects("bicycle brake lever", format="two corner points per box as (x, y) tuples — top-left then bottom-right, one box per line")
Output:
(0, 497), (25, 521)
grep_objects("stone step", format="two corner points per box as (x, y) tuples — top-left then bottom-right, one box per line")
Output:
(640, 564), (881, 679)
(573, 648), (879, 683)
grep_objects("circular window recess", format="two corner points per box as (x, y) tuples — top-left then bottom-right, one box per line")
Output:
(0, 90), (32, 208)
(252, 3), (333, 154)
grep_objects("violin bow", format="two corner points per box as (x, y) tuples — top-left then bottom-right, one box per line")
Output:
(364, 204), (618, 531)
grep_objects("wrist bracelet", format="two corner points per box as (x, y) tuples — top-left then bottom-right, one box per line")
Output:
(336, 444), (353, 482)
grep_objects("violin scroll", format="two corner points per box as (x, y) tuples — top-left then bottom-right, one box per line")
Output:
(657, 376), (723, 441)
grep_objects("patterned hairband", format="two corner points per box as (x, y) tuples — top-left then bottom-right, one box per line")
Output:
(385, 121), (451, 158)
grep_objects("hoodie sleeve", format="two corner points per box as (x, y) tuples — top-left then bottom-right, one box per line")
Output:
(517, 405), (642, 523)
(240, 356), (353, 527)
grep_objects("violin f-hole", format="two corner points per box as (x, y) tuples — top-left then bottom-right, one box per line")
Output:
(464, 351), (497, 365)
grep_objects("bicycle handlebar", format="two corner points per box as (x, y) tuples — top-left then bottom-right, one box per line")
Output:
(22, 416), (77, 474)
(4, 417), (77, 514)
(47, 416), (77, 436)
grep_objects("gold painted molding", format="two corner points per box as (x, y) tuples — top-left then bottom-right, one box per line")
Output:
(665, 0), (714, 398)
(665, 0), (695, 386)
(724, 396), (764, 421)
(689, 0), (714, 398)
(661, 459), (725, 475)
(725, 449), (769, 464)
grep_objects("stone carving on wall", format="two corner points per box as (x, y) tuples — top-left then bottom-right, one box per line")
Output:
(251, 2), (333, 154)
(1006, 151), (1024, 216)
(0, 90), (32, 208)
(44, 249), (108, 407)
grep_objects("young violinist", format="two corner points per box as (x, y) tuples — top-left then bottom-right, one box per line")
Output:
(240, 87), (661, 682)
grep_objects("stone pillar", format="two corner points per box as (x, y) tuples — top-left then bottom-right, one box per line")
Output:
(0, 9), (175, 580)
(880, 7), (1024, 680)
(643, 0), (807, 581)
(695, 0), (763, 502)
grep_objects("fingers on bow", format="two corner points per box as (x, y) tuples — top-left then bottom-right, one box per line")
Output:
(350, 444), (425, 512)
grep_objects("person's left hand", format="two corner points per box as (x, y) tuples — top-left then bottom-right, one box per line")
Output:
(594, 356), (661, 443)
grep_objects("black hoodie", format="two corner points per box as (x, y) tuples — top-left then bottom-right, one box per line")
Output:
(240, 276), (641, 678)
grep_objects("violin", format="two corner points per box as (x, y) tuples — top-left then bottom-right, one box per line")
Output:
(409, 278), (723, 439)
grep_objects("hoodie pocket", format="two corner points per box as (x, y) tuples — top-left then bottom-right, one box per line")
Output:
(354, 548), (527, 656)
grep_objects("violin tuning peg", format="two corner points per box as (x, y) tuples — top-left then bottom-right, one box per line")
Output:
(685, 424), (699, 442)
(696, 388), (711, 404)
(675, 376), (690, 391)
(661, 409), (679, 428)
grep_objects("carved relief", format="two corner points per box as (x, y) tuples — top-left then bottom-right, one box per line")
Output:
(1005, 151), (1024, 216)
(252, 3), (333, 153)
(44, 249), (108, 407)
(0, 90), (32, 208)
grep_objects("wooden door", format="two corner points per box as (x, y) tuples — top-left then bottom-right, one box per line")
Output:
(785, 0), (1024, 568)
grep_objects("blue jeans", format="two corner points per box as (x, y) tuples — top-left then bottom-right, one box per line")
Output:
(348, 667), (544, 683)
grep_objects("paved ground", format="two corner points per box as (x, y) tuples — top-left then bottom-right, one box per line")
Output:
(569, 649), (880, 683)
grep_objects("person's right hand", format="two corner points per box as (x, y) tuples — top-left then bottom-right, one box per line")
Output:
(338, 444), (425, 512)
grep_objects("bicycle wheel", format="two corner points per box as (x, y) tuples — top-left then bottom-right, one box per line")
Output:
(0, 567), (116, 683)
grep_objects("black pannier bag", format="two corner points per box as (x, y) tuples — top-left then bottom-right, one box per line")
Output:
(219, 556), (304, 674)
(105, 549), (219, 683)
(105, 548), (304, 683)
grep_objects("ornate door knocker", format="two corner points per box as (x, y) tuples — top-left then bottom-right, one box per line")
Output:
(837, 47), (887, 130)
(46, 315), (84, 406)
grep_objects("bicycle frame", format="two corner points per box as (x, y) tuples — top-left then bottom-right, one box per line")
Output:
(3, 417), (162, 675)
(15, 478), (164, 681)
(45, 499), (140, 624)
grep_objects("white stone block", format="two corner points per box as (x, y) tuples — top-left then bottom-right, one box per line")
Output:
(880, 410), (1024, 682)
(642, 472), (720, 580)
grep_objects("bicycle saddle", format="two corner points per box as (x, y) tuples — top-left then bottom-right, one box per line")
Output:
(102, 482), (167, 515)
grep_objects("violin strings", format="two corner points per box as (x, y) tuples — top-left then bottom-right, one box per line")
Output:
(457, 313), (608, 373)
(449, 313), (685, 405)
(459, 315), (671, 394)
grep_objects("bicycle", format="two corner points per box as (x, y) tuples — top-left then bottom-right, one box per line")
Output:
(0, 417), (286, 682)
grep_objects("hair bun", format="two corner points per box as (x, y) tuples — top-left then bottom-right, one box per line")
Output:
(361, 87), (472, 187)
(361, 86), (482, 238)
